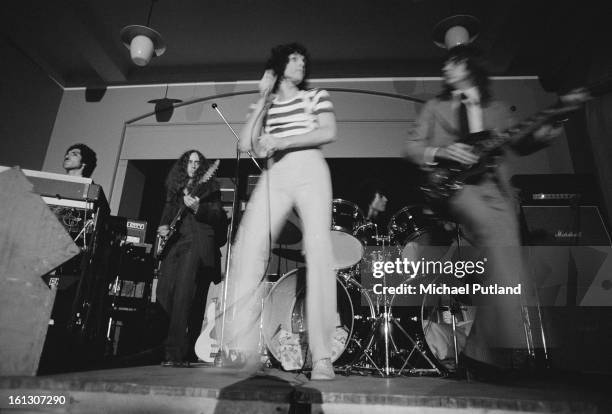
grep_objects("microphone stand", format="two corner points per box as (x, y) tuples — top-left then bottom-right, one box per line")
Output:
(211, 103), (263, 367)
(212, 103), (263, 171)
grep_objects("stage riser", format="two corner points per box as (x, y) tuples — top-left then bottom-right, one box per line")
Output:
(0, 389), (576, 414)
(0, 359), (605, 414)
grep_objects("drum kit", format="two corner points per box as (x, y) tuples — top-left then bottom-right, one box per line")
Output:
(262, 199), (473, 377)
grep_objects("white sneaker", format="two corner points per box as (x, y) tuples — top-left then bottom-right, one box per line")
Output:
(311, 358), (335, 380)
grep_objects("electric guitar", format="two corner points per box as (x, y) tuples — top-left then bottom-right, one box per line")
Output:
(195, 298), (220, 363)
(421, 85), (603, 202)
(156, 159), (220, 258)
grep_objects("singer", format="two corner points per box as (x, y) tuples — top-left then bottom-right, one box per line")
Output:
(226, 43), (337, 380)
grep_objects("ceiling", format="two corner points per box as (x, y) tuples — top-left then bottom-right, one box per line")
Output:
(2, 1), (605, 89)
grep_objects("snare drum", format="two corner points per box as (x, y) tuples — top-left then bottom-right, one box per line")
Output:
(330, 199), (365, 269)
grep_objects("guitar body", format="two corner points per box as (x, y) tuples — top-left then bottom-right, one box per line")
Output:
(156, 222), (180, 259)
(195, 299), (219, 363)
(421, 131), (500, 201)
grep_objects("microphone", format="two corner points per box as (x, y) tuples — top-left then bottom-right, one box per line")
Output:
(211, 103), (217, 109)
(261, 69), (277, 103)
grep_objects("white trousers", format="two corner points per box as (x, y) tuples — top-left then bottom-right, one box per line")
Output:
(225, 149), (336, 362)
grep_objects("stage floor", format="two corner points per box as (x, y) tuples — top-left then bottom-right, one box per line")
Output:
(1, 364), (610, 413)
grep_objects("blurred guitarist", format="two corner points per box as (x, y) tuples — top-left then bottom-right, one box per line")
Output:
(404, 41), (563, 379)
(156, 150), (228, 367)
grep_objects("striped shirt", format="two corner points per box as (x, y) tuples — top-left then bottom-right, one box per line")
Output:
(264, 89), (334, 138)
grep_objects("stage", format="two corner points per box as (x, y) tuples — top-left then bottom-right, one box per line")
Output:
(1, 365), (610, 413)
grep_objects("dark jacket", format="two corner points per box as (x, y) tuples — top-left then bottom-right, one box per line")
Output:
(159, 179), (228, 283)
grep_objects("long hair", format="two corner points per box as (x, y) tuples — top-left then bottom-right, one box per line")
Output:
(265, 42), (311, 93)
(66, 143), (97, 178)
(439, 45), (492, 104)
(164, 150), (210, 201)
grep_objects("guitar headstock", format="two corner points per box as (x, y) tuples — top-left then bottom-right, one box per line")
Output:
(199, 159), (220, 184)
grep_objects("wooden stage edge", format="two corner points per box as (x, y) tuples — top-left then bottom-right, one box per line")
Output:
(1, 364), (610, 413)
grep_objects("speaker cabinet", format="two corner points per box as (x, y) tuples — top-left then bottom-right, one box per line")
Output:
(521, 205), (611, 246)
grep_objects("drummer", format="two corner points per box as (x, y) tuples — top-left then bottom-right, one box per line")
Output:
(356, 179), (389, 244)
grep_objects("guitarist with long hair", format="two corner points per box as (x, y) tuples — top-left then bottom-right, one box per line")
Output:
(156, 150), (227, 367)
(404, 43), (563, 380)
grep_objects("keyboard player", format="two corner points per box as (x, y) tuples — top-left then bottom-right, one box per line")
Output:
(63, 143), (97, 178)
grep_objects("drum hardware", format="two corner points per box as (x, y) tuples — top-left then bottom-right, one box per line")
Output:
(395, 293), (463, 377)
(351, 274), (443, 377)
(325, 204), (441, 376)
(337, 206), (461, 377)
(400, 225), (464, 376)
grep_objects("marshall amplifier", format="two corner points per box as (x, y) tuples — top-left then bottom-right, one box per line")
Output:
(521, 205), (611, 246)
(511, 174), (599, 206)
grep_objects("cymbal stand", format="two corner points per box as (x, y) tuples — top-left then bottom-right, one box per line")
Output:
(354, 275), (441, 377)
(351, 234), (441, 377)
(392, 235), (462, 377)
(416, 225), (463, 375)
(399, 288), (461, 376)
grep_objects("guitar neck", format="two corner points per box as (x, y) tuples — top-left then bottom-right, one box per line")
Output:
(476, 102), (576, 155)
(489, 78), (612, 152)
(169, 205), (188, 228)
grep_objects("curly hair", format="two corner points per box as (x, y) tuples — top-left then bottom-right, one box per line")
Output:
(65, 143), (97, 178)
(439, 44), (492, 104)
(265, 42), (311, 93)
(164, 150), (211, 201)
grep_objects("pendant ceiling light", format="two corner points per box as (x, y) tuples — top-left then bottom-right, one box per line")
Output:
(432, 14), (480, 49)
(120, 0), (166, 66)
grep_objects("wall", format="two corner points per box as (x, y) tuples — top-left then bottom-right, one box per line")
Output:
(43, 77), (573, 214)
(0, 37), (63, 170)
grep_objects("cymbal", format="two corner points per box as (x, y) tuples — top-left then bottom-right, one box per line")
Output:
(272, 247), (305, 263)
(276, 220), (302, 245)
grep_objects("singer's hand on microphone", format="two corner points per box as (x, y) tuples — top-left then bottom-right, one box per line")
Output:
(259, 70), (277, 98)
(258, 133), (282, 156)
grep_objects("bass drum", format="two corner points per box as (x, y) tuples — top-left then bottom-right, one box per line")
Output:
(389, 274), (476, 372)
(331, 199), (366, 270)
(262, 267), (374, 369)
